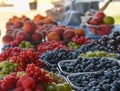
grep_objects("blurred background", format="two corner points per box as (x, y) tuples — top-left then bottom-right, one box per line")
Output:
(0, 0), (120, 41)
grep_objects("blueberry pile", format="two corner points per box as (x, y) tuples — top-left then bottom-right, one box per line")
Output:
(43, 62), (60, 74)
(60, 58), (120, 73)
(40, 48), (78, 64)
(75, 42), (113, 55)
(68, 70), (120, 91)
(98, 31), (120, 53)
(75, 31), (120, 54)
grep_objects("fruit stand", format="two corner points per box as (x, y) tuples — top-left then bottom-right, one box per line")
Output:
(1, 0), (120, 91)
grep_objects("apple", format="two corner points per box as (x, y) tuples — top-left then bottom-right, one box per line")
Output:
(90, 17), (103, 25)
(103, 16), (114, 25)
(95, 11), (105, 19)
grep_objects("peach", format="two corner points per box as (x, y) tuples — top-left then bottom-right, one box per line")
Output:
(63, 29), (76, 42)
(34, 14), (45, 23)
(23, 20), (36, 34)
(75, 28), (85, 36)
(31, 32), (43, 42)
(14, 21), (23, 28)
(47, 31), (60, 41)
(43, 18), (52, 24)
(54, 28), (65, 39)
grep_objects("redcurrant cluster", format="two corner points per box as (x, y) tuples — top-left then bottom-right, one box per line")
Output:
(0, 47), (22, 62)
(11, 48), (44, 71)
(26, 64), (53, 83)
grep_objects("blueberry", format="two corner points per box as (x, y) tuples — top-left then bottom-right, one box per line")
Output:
(106, 78), (113, 84)
(61, 65), (67, 70)
(89, 78), (96, 82)
(97, 70), (104, 76)
(90, 86), (97, 91)
(82, 76), (88, 81)
(104, 71), (113, 78)
(110, 86), (117, 91)
(80, 88), (87, 91)
(88, 82), (93, 87)
(113, 81), (120, 88)
(117, 74), (120, 79)
(102, 84), (111, 90)
(95, 89), (101, 91)
(82, 81), (89, 87)
(84, 66), (90, 72)
(112, 66), (120, 70)
(67, 67), (74, 72)
(89, 81), (98, 86)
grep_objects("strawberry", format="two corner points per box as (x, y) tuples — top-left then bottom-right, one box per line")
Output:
(95, 11), (105, 19)
(21, 74), (36, 89)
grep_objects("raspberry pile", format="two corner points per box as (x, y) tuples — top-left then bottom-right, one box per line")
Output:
(72, 35), (90, 45)
(26, 64), (53, 83)
(37, 41), (71, 55)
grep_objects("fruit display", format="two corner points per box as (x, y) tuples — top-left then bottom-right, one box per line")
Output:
(75, 42), (110, 55)
(41, 48), (77, 64)
(0, 63), (73, 91)
(67, 69), (120, 91)
(86, 11), (114, 35)
(0, 47), (44, 71)
(68, 35), (90, 50)
(98, 32), (120, 53)
(43, 62), (60, 74)
(58, 58), (120, 74)
(0, 47), (22, 62)
(19, 41), (34, 49)
(37, 41), (71, 55)
(0, 73), (19, 91)
(75, 31), (120, 54)
(46, 26), (87, 43)
(1, 11), (120, 91)
(0, 60), (19, 79)
(80, 51), (117, 58)
(11, 48), (44, 71)
(2, 14), (58, 47)
(46, 71), (66, 84)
